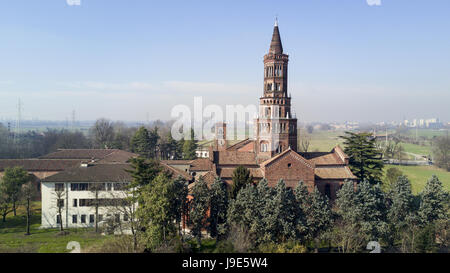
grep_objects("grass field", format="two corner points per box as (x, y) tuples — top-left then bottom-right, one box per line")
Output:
(304, 130), (345, 152)
(384, 165), (450, 194)
(0, 202), (109, 253)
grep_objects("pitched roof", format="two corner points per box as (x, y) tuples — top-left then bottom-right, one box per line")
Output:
(217, 167), (263, 178)
(299, 152), (343, 166)
(0, 159), (81, 172)
(261, 148), (314, 169)
(215, 151), (258, 166)
(189, 158), (214, 171)
(160, 162), (193, 181)
(39, 149), (133, 160)
(225, 139), (253, 151)
(42, 163), (133, 183)
(96, 150), (138, 163)
(315, 166), (357, 180)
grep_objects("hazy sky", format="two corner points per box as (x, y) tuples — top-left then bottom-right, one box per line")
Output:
(0, 0), (449, 123)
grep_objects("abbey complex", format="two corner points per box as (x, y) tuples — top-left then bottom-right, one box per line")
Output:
(0, 22), (356, 229)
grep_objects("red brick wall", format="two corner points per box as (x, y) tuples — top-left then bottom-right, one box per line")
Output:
(263, 152), (315, 190)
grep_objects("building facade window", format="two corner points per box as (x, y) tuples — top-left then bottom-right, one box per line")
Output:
(81, 215), (86, 224)
(72, 215), (77, 224)
(56, 215), (61, 224)
(73, 199), (77, 207)
(89, 214), (95, 224)
(57, 199), (64, 208)
(55, 183), (64, 192)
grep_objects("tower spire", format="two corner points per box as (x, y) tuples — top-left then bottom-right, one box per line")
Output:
(269, 18), (283, 54)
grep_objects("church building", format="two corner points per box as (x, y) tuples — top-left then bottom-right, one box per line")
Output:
(165, 20), (357, 200)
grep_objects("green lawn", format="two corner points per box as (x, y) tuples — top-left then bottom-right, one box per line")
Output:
(384, 165), (450, 194)
(0, 202), (109, 253)
(400, 142), (432, 156)
(304, 130), (345, 152)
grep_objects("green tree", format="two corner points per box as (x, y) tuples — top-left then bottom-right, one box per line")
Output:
(171, 176), (188, 237)
(0, 183), (13, 223)
(335, 180), (366, 252)
(160, 132), (179, 160)
(182, 129), (197, 160)
(293, 181), (310, 241)
(230, 166), (253, 200)
(355, 180), (388, 242)
(383, 167), (403, 192)
(137, 173), (176, 251)
(262, 180), (297, 243)
(227, 182), (261, 247)
(127, 157), (162, 189)
(148, 126), (160, 159)
(189, 177), (210, 245)
(387, 176), (416, 248)
(418, 175), (449, 225)
(2, 167), (30, 216)
(305, 187), (332, 252)
(340, 131), (384, 185)
(130, 127), (152, 158)
(208, 177), (229, 239)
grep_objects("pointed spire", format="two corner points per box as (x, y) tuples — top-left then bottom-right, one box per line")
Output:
(269, 18), (283, 54)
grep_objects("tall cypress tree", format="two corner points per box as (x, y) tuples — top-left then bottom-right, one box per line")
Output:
(340, 131), (384, 185)
(208, 177), (229, 238)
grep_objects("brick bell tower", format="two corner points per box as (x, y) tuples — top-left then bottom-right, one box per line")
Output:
(255, 19), (298, 158)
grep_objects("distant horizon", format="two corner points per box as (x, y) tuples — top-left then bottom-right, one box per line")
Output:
(1, 1), (449, 123)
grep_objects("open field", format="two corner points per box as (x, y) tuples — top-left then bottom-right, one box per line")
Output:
(303, 130), (345, 152)
(0, 202), (109, 253)
(384, 165), (450, 194)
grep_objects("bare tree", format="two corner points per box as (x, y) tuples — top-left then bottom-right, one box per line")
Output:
(106, 181), (141, 252)
(433, 134), (449, 171)
(52, 183), (66, 232)
(89, 182), (105, 233)
(21, 182), (37, 235)
(90, 118), (114, 148)
(299, 136), (311, 153)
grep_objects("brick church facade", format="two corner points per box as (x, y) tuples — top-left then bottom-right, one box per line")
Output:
(165, 21), (357, 200)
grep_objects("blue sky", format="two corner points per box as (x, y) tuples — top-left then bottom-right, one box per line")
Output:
(0, 0), (449, 123)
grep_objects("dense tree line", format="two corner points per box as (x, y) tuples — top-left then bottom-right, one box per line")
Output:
(121, 158), (448, 253)
(0, 119), (194, 160)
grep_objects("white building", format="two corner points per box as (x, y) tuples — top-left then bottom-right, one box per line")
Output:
(40, 163), (132, 229)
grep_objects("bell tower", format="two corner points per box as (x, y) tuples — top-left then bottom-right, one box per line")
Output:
(255, 19), (298, 158)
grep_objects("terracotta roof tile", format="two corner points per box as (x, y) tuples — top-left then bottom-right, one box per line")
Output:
(39, 149), (125, 160)
(315, 166), (357, 180)
(0, 159), (81, 172)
